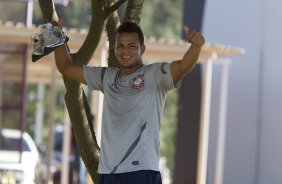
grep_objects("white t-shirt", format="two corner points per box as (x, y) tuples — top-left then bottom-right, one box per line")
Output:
(83, 62), (181, 174)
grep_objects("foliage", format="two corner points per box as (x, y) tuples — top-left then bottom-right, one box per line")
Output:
(0, 0), (183, 39)
(160, 89), (179, 178)
(0, 2), (26, 22)
(140, 0), (184, 40)
(26, 84), (66, 145)
(1, 82), (22, 128)
(33, 0), (92, 29)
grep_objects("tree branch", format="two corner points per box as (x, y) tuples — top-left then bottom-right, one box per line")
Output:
(106, 11), (120, 68)
(63, 78), (100, 184)
(82, 90), (100, 150)
(72, 0), (106, 64)
(37, 0), (58, 23)
(124, 0), (144, 24)
(105, 0), (127, 17)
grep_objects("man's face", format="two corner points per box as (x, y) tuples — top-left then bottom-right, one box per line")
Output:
(115, 32), (145, 69)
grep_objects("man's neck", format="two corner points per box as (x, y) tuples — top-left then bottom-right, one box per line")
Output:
(121, 62), (144, 75)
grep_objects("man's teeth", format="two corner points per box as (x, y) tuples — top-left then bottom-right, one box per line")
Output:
(122, 56), (131, 59)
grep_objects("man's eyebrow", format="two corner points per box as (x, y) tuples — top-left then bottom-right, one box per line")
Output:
(116, 42), (138, 45)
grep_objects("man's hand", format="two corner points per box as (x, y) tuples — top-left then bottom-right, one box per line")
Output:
(51, 19), (64, 28)
(171, 26), (205, 83)
(183, 25), (205, 47)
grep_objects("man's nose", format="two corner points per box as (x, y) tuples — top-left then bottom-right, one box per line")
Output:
(123, 47), (129, 52)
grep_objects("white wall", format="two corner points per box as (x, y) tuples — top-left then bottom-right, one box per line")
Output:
(202, 0), (282, 183)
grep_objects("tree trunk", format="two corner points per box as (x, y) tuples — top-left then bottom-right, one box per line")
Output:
(62, 1), (106, 182)
(37, 0), (144, 183)
(37, 0), (105, 183)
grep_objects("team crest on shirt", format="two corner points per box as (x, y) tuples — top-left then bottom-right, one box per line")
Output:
(132, 74), (145, 90)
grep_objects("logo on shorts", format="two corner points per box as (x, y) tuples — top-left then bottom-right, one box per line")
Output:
(132, 74), (145, 90)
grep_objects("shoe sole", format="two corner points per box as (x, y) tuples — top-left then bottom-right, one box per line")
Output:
(46, 40), (64, 48)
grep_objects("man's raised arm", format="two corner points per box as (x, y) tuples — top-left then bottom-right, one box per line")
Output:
(171, 26), (205, 83)
(54, 44), (86, 84)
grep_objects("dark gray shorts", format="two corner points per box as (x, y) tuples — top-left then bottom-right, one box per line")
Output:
(98, 170), (162, 184)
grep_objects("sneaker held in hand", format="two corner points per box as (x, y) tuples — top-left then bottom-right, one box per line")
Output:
(30, 23), (69, 62)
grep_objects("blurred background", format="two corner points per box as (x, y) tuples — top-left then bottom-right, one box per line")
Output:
(0, 0), (281, 184)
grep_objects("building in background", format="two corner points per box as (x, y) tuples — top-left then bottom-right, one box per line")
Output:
(174, 0), (282, 184)
(202, 0), (282, 184)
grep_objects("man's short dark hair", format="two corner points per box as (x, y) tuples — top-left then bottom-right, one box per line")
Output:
(116, 22), (144, 45)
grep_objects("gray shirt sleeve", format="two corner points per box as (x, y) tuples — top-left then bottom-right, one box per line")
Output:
(83, 65), (105, 92)
(154, 62), (182, 91)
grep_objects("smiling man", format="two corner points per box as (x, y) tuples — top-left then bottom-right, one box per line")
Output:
(115, 26), (145, 72)
(52, 21), (205, 184)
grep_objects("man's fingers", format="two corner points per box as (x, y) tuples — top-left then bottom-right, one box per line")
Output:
(193, 35), (202, 45)
(51, 19), (63, 28)
(57, 19), (64, 28)
(184, 26), (205, 46)
(183, 25), (190, 34)
(183, 25), (190, 40)
(189, 31), (205, 46)
(184, 27), (198, 42)
(189, 30), (198, 40)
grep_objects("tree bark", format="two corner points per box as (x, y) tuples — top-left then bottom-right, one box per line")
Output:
(62, 1), (107, 183)
(37, 0), (59, 23)
(124, 0), (144, 24)
(37, 0), (144, 183)
(37, 0), (105, 183)
(106, 11), (120, 68)
(63, 79), (100, 183)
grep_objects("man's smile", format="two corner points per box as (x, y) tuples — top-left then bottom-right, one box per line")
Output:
(122, 55), (131, 59)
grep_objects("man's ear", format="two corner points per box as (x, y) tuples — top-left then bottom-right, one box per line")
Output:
(141, 45), (146, 55)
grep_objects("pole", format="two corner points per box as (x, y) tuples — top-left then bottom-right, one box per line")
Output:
(61, 106), (71, 184)
(197, 53), (216, 184)
(19, 45), (28, 163)
(0, 57), (3, 146)
(47, 60), (57, 184)
(214, 60), (231, 184)
(34, 83), (45, 145)
(18, 0), (33, 163)
(26, 0), (33, 28)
